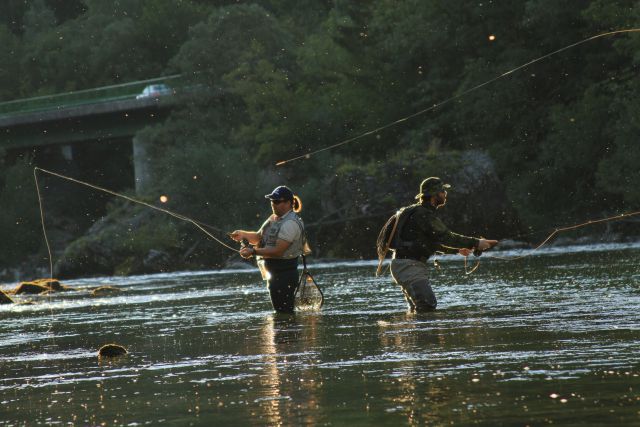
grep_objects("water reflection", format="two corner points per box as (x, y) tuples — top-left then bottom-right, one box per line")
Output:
(378, 313), (448, 425)
(254, 314), (322, 425)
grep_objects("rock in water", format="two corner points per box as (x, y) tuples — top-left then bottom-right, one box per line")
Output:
(98, 344), (127, 358)
(0, 290), (14, 304)
(12, 282), (49, 295)
(33, 278), (71, 292)
(12, 279), (73, 295)
(91, 286), (122, 297)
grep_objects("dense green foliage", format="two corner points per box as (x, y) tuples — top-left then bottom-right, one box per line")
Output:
(0, 0), (639, 274)
(0, 157), (41, 267)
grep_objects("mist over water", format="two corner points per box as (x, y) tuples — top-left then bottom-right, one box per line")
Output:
(1, 244), (639, 425)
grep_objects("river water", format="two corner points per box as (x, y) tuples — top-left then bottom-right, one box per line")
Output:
(1, 243), (639, 425)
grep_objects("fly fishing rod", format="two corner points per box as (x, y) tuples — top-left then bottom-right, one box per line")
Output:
(275, 29), (640, 167)
(487, 210), (640, 261)
(457, 210), (640, 274)
(34, 167), (239, 277)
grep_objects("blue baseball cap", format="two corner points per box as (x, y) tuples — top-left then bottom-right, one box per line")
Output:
(264, 185), (294, 201)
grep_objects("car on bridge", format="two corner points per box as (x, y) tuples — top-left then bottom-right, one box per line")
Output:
(136, 84), (175, 100)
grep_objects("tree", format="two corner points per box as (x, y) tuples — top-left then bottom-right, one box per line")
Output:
(0, 157), (41, 268)
(0, 25), (21, 101)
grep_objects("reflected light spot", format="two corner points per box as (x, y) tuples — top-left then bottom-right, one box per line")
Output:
(550, 393), (559, 399)
(160, 195), (169, 203)
(489, 34), (496, 41)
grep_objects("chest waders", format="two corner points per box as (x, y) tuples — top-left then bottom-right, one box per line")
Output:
(259, 213), (324, 311)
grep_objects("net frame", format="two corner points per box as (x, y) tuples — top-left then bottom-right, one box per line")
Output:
(294, 255), (324, 311)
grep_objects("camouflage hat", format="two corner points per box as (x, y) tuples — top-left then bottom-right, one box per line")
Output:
(416, 177), (451, 199)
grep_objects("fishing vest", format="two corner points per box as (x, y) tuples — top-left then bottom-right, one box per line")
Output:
(259, 211), (308, 259)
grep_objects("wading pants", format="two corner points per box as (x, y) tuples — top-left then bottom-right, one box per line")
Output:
(264, 258), (299, 314)
(390, 258), (437, 312)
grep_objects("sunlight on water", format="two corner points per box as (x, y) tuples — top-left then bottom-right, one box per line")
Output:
(0, 245), (639, 425)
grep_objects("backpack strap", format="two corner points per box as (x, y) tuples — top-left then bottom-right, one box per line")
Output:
(376, 212), (401, 277)
(375, 204), (422, 277)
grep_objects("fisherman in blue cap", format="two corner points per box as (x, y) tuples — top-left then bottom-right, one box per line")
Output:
(231, 186), (308, 314)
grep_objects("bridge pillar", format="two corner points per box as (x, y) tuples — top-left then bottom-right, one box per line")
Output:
(61, 145), (73, 161)
(132, 137), (152, 194)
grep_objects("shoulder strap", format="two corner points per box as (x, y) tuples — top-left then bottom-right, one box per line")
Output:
(376, 206), (415, 276)
(286, 213), (310, 256)
(375, 213), (400, 277)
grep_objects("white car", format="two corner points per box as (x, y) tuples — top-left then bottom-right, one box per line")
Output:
(136, 84), (174, 99)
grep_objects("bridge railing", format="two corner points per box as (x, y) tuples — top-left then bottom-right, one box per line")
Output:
(0, 74), (185, 117)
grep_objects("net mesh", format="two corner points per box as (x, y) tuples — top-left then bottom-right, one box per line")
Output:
(294, 271), (324, 311)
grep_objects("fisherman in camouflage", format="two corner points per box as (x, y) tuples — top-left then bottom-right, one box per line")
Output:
(390, 177), (498, 312)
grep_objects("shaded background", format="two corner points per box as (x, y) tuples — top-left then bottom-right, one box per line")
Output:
(0, 0), (639, 278)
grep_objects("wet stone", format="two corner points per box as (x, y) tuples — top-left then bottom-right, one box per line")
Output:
(0, 289), (14, 304)
(98, 344), (128, 358)
(33, 278), (72, 292)
(13, 279), (73, 295)
(91, 286), (123, 297)
(12, 282), (49, 295)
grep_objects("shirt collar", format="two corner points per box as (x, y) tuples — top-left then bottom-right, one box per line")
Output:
(276, 209), (294, 220)
(419, 201), (437, 212)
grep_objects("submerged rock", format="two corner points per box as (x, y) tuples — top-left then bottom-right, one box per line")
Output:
(98, 343), (127, 358)
(13, 278), (73, 295)
(91, 286), (123, 297)
(0, 290), (13, 304)
(33, 278), (72, 292)
(12, 282), (49, 295)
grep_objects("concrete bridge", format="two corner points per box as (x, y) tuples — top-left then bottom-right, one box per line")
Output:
(0, 76), (183, 194)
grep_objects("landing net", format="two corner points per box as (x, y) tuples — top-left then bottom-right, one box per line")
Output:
(294, 259), (324, 311)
